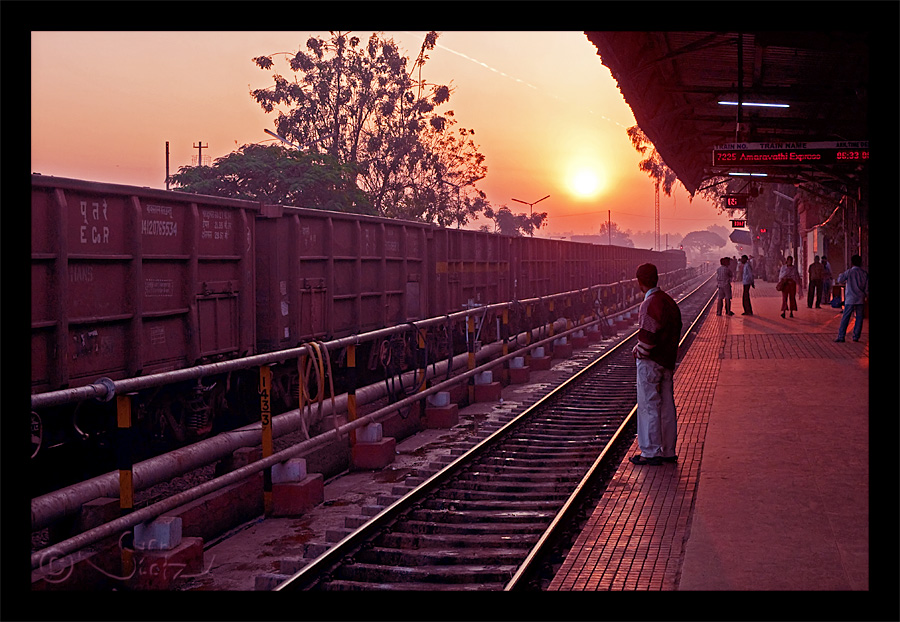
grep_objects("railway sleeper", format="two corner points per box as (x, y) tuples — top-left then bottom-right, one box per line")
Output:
(500, 430), (602, 440)
(441, 478), (578, 494)
(424, 497), (567, 512)
(317, 578), (504, 591)
(440, 485), (580, 500)
(458, 469), (587, 483)
(540, 399), (628, 409)
(354, 545), (531, 567)
(463, 464), (589, 478)
(405, 508), (556, 524)
(529, 421), (621, 432)
(479, 457), (594, 470)
(493, 444), (600, 455)
(500, 437), (609, 450)
(545, 404), (635, 416)
(392, 518), (549, 535)
(433, 488), (572, 503)
(377, 531), (540, 550)
(534, 417), (624, 428)
(328, 562), (517, 587)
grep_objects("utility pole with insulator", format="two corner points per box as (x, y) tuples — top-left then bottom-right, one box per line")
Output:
(194, 141), (209, 167)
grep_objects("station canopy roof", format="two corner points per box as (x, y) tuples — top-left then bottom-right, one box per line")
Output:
(585, 31), (872, 196)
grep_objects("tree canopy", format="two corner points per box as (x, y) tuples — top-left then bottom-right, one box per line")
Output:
(679, 230), (727, 259)
(597, 221), (635, 247)
(627, 125), (680, 197)
(168, 143), (371, 212)
(250, 31), (487, 225)
(480, 205), (548, 236)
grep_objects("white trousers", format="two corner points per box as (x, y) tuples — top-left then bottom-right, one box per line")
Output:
(635, 358), (677, 459)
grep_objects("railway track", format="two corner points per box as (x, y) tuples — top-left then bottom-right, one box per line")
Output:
(275, 275), (717, 591)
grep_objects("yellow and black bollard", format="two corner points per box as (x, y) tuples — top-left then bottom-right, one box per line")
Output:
(116, 394), (134, 515)
(501, 307), (510, 384)
(526, 304), (533, 345)
(259, 365), (273, 515)
(117, 393), (135, 576)
(467, 314), (476, 404)
(416, 327), (428, 394)
(346, 344), (357, 446)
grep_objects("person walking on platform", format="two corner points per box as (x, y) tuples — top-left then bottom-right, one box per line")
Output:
(821, 255), (833, 305)
(777, 256), (802, 318)
(807, 255), (825, 308)
(739, 255), (754, 315)
(715, 257), (734, 316)
(835, 254), (869, 342)
(630, 263), (682, 466)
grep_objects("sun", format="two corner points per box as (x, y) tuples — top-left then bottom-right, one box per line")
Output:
(568, 168), (603, 199)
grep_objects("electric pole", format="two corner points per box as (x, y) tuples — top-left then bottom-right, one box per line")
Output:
(655, 182), (660, 251)
(194, 141), (208, 167)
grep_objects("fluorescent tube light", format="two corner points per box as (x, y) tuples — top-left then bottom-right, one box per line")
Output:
(718, 101), (790, 108)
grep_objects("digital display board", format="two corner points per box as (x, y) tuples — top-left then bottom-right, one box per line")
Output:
(713, 148), (869, 166)
(730, 219), (747, 228)
(713, 141), (869, 167)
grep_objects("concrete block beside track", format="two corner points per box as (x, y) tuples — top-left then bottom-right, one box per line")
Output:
(425, 403), (459, 428)
(552, 338), (574, 359)
(167, 473), (264, 543)
(255, 572), (292, 591)
(134, 516), (182, 551)
(473, 381), (502, 403)
(529, 354), (552, 370)
(271, 474), (325, 517)
(508, 366), (531, 384)
(380, 401), (423, 440)
(350, 437), (397, 471)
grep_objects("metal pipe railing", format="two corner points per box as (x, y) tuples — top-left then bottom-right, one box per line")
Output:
(30, 316), (586, 571)
(31, 269), (697, 567)
(31, 275), (688, 410)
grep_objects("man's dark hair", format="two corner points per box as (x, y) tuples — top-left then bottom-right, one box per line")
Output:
(636, 263), (658, 287)
(851, 254), (862, 266)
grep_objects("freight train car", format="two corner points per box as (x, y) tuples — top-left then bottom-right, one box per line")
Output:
(30, 174), (685, 466)
(31, 175), (261, 468)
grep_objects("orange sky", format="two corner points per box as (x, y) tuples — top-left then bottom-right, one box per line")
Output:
(31, 31), (733, 246)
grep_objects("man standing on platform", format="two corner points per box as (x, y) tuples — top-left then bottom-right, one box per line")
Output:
(630, 263), (683, 466)
(715, 257), (735, 316)
(739, 255), (754, 315)
(835, 254), (868, 342)
(807, 255), (825, 308)
(822, 256), (833, 305)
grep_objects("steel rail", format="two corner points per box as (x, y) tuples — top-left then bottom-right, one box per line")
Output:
(276, 273), (715, 591)
(273, 307), (643, 592)
(504, 275), (716, 590)
(31, 270), (698, 570)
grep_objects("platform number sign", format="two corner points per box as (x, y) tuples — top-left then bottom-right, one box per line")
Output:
(731, 219), (747, 228)
(725, 195), (748, 208)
